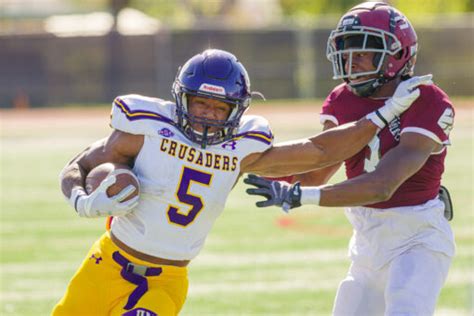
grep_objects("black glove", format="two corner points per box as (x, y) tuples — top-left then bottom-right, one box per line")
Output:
(244, 174), (302, 212)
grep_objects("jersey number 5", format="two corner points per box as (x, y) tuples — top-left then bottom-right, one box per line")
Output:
(167, 166), (212, 227)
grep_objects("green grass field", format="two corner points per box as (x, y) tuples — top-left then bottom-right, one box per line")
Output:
(1, 100), (473, 315)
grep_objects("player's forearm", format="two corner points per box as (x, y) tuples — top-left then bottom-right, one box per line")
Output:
(294, 163), (341, 186)
(302, 139), (431, 207)
(241, 138), (323, 176)
(60, 162), (87, 199)
(296, 171), (395, 207)
(243, 120), (377, 176)
(308, 118), (378, 168)
(315, 173), (392, 206)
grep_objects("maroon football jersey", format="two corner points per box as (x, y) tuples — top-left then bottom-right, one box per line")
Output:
(321, 83), (454, 208)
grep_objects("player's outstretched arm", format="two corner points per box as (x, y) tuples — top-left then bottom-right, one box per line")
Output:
(245, 132), (441, 212)
(59, 130), (143, 218)
(242, 75), (433, 176)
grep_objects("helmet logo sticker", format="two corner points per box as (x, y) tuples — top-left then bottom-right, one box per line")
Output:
(199, 83), (226, 95)
(342, 18), (355, 26)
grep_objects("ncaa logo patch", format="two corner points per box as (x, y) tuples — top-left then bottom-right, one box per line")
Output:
(122, 307), (157, 316)
(159, 128), (174, 137)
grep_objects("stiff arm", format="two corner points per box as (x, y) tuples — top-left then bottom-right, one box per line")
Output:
(241, 118), (378, 176)
(241, 74), (433, 176)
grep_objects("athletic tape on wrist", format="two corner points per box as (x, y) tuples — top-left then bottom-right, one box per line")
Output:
(70, 187), (86, 214)
(375, 110), (389, 127)
(365, 112), (385, 129)
(300, 187), (321, 206)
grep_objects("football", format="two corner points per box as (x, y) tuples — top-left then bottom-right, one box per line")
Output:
(85, 162), (140, 202)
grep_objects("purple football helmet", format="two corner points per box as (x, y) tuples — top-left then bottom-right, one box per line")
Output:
(172, 49), (252, 148)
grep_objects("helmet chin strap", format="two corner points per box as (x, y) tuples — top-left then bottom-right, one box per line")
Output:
(348, 76), (391, 97)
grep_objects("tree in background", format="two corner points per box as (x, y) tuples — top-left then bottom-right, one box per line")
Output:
(119, 0), (474, 29)
(279, 0), (474, 16)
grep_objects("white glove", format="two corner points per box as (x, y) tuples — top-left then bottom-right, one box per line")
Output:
(69, 170), (139, 218)
(366, 74), (433, 128)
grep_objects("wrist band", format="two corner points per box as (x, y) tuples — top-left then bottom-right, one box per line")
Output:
(366, 111), (385, 129)
(69, 187), (86, 214)
(300, 187), (321, 206)
(374, 110), (389, 127)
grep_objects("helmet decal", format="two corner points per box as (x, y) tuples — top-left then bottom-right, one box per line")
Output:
(198, 83), (226, 96)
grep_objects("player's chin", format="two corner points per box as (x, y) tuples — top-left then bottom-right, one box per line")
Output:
(192, 124), (220, 134)
(348, 74), (376, 83)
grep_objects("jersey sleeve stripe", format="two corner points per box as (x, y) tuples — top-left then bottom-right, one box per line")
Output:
(232, 131), (273, 144)
(320, 114), (339, 126)
(114, 98), (175, 125)
(401, 127), (450, 145)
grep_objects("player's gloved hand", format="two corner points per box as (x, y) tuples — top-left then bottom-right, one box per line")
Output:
(69, 171), (139, 218)
(366, 74), (433, 128)
(244, 174), (302, 213)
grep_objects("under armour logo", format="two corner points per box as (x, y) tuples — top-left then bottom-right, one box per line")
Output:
(222, 141), (237, 150)
(89, 254), (103, 264)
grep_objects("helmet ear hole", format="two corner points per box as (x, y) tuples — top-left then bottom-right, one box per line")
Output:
(394, 49), (404, 60)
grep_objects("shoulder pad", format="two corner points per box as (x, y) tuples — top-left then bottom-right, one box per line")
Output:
(110, 94), (176, 136)
(231, 115), (273, 153)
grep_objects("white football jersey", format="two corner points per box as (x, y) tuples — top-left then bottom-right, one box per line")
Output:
(109, 94), (273, 260)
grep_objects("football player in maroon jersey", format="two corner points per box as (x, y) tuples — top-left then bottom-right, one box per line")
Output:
(245, 2), (455, 315)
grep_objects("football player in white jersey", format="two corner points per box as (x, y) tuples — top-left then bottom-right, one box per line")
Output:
(53, 48), (430, 315)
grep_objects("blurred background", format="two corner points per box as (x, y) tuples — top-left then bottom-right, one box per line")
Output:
(1, 0), (473, 108)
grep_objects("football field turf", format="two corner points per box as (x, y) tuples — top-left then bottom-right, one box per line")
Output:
(1, 99), (473, 315)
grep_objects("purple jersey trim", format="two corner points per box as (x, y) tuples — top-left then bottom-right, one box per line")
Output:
(114, 98), (176, 126)
(233, 130), (273, 145)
